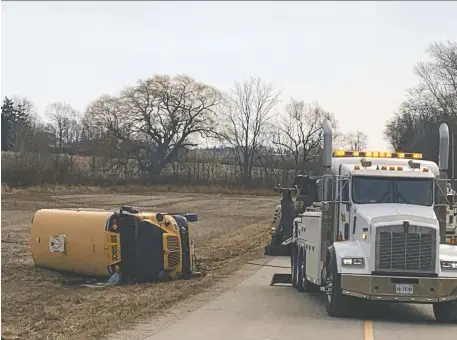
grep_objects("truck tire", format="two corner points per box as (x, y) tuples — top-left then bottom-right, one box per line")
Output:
(433, 301), (457, 323)
(325, 249), (349, 317)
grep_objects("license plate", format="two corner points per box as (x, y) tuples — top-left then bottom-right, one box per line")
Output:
(396, 284), (414, 295)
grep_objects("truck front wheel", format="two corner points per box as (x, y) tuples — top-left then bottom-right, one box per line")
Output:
(325, 250), (349, 317)
(433, 301), (457, 323)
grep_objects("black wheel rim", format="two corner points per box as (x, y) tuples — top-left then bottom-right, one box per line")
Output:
(325, 266), (333, 303)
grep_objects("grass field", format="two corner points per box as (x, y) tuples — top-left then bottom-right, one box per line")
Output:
(1, 188), (279, 340)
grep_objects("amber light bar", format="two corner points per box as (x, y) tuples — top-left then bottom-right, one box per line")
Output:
(333, 150), (422, 159)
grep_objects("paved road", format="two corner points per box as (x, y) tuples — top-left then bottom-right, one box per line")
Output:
(140, 257), (455, 340)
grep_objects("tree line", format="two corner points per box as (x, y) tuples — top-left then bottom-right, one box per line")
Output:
(384, 40), (457, 179)
(8, 40), (455, 189)
(2, 74), (369, 188)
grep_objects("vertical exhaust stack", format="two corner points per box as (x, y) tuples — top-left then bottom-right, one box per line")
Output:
(437, 123), (450, 244)
(439, 123), (450, 173)
(322, 119), (333, 171)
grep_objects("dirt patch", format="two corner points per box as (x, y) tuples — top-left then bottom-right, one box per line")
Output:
(1, 191), (279, 340)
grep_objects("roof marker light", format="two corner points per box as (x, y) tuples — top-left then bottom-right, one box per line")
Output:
(332, 151), (422, 159)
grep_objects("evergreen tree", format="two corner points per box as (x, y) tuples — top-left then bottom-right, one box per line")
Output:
(1, 96), (32, 151)
(1, 97), (15, 150)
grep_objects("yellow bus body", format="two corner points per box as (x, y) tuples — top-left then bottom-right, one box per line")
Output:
(30, 208), (197, 281)
(31, 209), (115, 276)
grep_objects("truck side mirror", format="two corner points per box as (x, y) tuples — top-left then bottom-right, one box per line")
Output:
(344, 222), (350, 240)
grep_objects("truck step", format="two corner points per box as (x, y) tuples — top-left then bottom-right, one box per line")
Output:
(270, 273), (292, 286)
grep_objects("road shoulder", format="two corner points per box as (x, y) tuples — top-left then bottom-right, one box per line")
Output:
(108, 257), (272, 340)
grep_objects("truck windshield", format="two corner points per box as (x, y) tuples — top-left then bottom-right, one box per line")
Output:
(352, 176), (434, 206)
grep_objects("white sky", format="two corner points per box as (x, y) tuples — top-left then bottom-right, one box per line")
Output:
(1, 1), (457, 150)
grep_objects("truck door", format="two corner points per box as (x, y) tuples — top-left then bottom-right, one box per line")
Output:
(338, 178), (351, 240)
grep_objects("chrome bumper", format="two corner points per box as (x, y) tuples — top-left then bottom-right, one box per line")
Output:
(341, 274), (457, 303)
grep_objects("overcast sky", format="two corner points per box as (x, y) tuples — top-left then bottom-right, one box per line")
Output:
(2, 1), (457, 149)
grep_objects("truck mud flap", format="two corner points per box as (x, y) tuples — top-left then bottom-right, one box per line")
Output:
(270, 273), (292, 286)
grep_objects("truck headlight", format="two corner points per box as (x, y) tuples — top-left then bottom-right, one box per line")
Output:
(441, 261), (457, 270)
(341, 257), (364, 266)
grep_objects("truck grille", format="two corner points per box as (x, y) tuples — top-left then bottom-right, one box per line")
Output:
(166, 235), (181, 268)
(376, 225), (436, 273)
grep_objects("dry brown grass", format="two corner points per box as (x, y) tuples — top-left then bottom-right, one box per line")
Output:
(1, 183), (277, 197)
(2, 224), (270, 340)
(1, 191), (278, 340)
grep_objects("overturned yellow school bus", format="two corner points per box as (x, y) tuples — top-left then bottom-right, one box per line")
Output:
(30, 205), (198, 283)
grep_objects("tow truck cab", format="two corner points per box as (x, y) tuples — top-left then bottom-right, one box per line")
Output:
(290, 120), (457, 323)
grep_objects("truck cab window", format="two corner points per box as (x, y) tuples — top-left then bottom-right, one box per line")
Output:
(352, 176), (391, 204)
(352, 176), (433, 206)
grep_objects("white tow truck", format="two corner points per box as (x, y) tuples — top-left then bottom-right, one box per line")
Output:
(273, 119), (457, 323)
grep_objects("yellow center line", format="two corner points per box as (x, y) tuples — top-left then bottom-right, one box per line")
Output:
(364, 320), (374, 340)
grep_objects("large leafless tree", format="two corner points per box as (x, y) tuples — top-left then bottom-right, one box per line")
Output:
(85, 74), (222, 180)
(218, 77), (281, 186)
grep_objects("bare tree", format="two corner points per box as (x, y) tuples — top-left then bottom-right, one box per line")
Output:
(385, 40), (457, 169)
(343, 130), (368, 151)
(414, 40), (457, 117)
(85, 75), (222, 181)
(218, 77), (281, 186)
(272, 99), (339, 169)
(45, 102), (80, 152)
